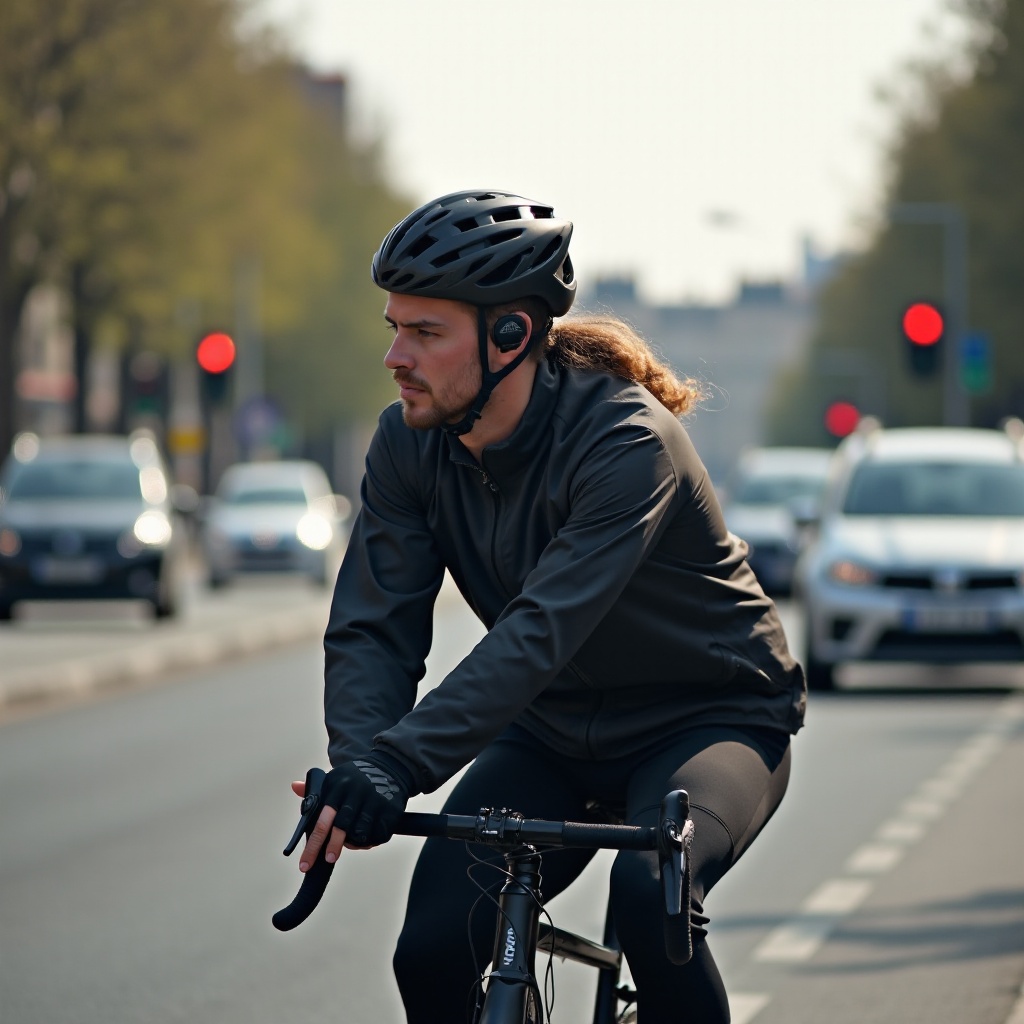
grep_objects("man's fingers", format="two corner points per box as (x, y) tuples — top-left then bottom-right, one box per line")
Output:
(325, 824), (347, 864)
(299, 805), (337, 872)
(291, 780), (305, 797)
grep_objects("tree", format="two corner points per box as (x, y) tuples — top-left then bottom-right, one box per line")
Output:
(0, 0), (408, 458)
(766, 0), (1024, 442)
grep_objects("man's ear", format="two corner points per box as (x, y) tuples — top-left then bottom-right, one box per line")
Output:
(491, 312), (532, 354)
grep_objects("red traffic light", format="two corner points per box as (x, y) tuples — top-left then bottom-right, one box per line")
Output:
(902, 303), (943, 347)
(825, 401), (860, 438)
(196, 332), (236, 374)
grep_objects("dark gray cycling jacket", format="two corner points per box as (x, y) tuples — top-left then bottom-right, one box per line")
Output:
(324, 358), (806, 795)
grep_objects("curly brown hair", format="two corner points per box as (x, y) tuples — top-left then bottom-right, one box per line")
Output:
(543, 315), (703, 417)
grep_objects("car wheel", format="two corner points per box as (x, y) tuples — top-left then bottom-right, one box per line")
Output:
(208, 573), (230, 590)
(153, 596), (177, 620)
(0, 601), (13, 622)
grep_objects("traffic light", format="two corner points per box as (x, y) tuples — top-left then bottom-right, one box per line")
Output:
(196, 332), (236, 406)
(824, 400), (860, 438)
(125, 351), (168, 420)
(901, 301), (943, 378)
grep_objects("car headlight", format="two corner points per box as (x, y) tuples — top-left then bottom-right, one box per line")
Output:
(132, 510), (173, 547)
(827, 559), (878, 587)
(296, 513), (332, 551)
(0, 528), (21, 557)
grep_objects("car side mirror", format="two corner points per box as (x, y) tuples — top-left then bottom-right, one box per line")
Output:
(788, 495), (821, 530)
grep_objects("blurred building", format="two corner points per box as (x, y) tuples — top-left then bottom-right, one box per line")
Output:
(13, 285), (76, 438)
(580, 242), (841, 483)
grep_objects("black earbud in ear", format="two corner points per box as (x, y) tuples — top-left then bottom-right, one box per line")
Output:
(492, 314), (528, 352)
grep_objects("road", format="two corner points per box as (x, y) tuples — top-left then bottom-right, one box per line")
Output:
(1, 582), (1023, 1024)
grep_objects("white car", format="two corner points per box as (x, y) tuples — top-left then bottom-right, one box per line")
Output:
(795, 425), (1024, 690)
(721, 447), (834, 595)
(200, 460), (349, 588)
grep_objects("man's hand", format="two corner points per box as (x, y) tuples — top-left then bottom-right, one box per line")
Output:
(294, 756), (410, 872)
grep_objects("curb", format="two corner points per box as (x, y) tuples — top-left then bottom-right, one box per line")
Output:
(0, 604), (328, 709)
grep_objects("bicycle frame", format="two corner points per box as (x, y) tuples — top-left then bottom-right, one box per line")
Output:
(476, 843), (634, 1024)
(274, 773), (693, 1024)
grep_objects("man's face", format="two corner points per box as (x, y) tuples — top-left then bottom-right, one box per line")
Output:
(383, 293), (481, 430)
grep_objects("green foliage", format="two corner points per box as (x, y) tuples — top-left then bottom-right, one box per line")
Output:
(263, 124), (412, 432)
(766, 0), (1024, 441)
(0, 0), (409, 450)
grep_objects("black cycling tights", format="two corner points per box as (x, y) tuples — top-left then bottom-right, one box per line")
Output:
(393, 724), (791, 1024)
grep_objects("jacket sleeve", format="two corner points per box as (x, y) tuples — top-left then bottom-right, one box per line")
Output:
(323, 420), (444, 770)
(373, 416), (682, 793)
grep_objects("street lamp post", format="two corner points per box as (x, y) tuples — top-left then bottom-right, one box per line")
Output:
(889, 202), (970, 427)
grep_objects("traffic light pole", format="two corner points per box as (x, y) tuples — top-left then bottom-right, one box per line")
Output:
(889, 202), (970, 427)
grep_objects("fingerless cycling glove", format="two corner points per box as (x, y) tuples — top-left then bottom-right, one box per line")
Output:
(322, 753), (411, 847)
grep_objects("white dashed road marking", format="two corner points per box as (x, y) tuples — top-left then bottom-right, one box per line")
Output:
(741, 693), (1024, 1021)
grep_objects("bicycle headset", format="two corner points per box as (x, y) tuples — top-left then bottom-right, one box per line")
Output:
(371, 190), (577, 436)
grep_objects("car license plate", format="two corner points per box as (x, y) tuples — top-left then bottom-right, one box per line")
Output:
(905, 606), (993, 632)
(33, 557), (105, 584)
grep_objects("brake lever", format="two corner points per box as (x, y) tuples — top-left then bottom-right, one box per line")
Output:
(283, 766), (327, 855)
(658, 789), (694, 965)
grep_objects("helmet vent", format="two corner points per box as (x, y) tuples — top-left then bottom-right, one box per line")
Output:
(492, 207), (522, 223)
(534, 235), (563, 267)
(391, 272), (414, 289)
(479, 255), (523, 286)
(432, 250), (461, 268)
(404, 235), (435, 259)
(454, 217), (480, 233)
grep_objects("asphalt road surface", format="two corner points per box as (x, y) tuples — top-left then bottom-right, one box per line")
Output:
(2, 584), (1023, 1024)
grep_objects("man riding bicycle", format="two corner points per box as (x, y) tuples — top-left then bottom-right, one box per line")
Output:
(294, 190), (806, 1023)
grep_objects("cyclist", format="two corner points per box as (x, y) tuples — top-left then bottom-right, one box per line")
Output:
(295, 190), (806, 1023)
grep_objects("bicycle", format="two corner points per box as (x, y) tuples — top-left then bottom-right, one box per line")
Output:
(273, 767), (695, 1024)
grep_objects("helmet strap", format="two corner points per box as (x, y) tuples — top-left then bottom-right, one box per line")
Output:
(441, 306), (534, 437)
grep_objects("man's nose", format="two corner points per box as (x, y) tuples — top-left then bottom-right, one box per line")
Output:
(384, 337), (411, 370)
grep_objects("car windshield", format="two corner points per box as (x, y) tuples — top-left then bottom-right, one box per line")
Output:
(222, 487), (308, 506)
(732, 474), (827, 505)
(3, 459), (142, 500)
(843, 461), (1024, 516)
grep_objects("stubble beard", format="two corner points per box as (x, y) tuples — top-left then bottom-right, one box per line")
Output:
(396, 363), (482, 431)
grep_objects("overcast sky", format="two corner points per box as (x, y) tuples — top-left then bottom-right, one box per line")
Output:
(255, 0), (965, 304)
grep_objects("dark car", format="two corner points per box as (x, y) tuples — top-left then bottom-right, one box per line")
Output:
(0, 431), (187, 620)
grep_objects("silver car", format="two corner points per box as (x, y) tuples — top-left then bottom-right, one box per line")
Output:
(721, 447), (834, 595)
(795, 425), (1024, 690)
(200, 460), (349, 588)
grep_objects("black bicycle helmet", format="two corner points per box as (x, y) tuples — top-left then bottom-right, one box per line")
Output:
(371, 190), (576, 316)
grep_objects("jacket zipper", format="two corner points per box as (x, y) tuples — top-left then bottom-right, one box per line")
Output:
(479, 470), (511, 597)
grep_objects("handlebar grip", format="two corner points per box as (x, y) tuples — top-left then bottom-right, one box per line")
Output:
(272, 854), (335, 931)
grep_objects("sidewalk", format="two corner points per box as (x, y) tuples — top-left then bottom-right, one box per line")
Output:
(0, 571), (469, 711)
(0, 577), (332, 709)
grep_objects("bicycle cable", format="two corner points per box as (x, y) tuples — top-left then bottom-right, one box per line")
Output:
(463, 842), (561, 1023)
